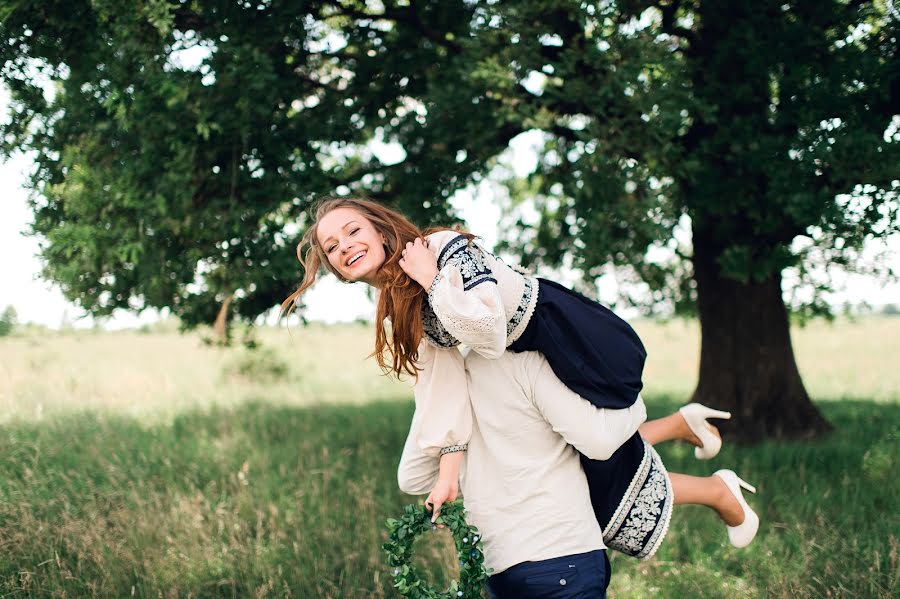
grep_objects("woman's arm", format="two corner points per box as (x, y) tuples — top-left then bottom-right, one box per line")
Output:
(402, 231), (507, 357)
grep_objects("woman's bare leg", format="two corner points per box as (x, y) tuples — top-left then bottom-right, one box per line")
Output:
(669, 472), (744, 526)
(638, 412), (715, 448)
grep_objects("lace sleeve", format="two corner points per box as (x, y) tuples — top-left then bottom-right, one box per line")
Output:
(427, 236), (507, 358)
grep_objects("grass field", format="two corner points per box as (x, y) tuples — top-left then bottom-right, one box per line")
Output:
(1, 317), (898, 597)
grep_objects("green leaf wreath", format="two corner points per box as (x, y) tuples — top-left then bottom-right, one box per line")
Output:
(383, 500), (490, 598)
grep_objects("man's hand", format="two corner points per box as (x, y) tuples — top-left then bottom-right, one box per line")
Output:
(425, 476), (459, 523)
(399, 237), (439, 289)
(426, 449), (464, 523)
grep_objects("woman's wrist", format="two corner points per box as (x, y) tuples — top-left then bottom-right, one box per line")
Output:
(419, 266), (439, 291)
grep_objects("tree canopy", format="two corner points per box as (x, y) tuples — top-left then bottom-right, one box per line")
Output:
(2, 1), (897, 322)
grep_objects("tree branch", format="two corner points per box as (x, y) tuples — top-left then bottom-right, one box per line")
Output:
(293, 70), (345, 94)
(327, 1), (463, 55)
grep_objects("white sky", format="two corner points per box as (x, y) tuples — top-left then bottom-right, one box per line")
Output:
(2, 86), (898, 329)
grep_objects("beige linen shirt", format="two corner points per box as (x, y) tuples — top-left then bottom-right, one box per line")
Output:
(398, 349), (647, 575)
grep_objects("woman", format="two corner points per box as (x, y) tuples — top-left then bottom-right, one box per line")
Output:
(281, 197), (759, 559)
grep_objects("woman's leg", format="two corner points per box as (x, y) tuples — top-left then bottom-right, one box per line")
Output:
(669, 472), (745, 526)
(669, 471), (760, 547)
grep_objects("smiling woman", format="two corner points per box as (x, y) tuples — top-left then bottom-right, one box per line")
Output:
(281, 197), (472, 380)
(317, 208), (388, 285)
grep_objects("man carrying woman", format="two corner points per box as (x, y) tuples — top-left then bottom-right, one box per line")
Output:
(398, 348), (757, 598)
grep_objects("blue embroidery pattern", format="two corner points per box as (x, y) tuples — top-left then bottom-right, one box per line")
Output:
(422, 299), (460, 348)
(602, 441), (673, 560)
(420, 234), (539, 350)
(422, 235), (497, 348)
(506, 276), (536, 342)
(436, 235), (497, 291)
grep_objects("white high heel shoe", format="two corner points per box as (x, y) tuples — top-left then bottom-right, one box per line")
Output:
(679, 403), (732, 460)
(713, 469), (759, 548)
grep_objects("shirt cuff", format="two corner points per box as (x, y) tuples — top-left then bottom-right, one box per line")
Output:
(439, 443), (468, 456)
(427, 272), (442, 308)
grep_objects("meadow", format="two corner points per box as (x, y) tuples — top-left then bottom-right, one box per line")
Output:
(0, 317), (897, 597)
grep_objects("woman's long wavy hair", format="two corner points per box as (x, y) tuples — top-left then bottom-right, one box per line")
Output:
(280, 197), (472, 379)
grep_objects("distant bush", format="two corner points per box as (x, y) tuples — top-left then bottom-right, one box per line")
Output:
(881, 304), (900, 316)
(0, 306), (18, 336)
(222, 346), (290, 383)
(136, 317), (183, 334)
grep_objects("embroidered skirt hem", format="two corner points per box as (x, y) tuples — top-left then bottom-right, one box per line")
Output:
(601, 440), (673, 560)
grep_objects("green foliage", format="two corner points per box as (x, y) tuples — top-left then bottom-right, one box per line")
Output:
(496, 1), (899, 316)
(383, 500), (489, 598)
(1, 1), (897, 325)
(0, 306), (17, 336)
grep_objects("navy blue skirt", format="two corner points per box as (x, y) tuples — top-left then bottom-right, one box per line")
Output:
(508, 278), (647, 410)
(581, 435), (673, 559)
(580, 433), (645, 530)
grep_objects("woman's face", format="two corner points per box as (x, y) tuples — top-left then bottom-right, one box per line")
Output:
(316, 207), (387, 285)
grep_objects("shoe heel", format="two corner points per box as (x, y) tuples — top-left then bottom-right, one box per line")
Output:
(680, 404), (730, 461)
(714, 469), (760, 548)
(707, 408), (732, 420)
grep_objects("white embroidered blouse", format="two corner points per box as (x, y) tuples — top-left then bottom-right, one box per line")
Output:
(422, 230), (539, 355)
(413, 230), (540, 456)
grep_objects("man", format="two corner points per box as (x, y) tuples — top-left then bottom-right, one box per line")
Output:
(398, 349), (647, 598)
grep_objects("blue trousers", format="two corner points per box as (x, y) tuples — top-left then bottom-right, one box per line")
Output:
(486, 549), (610, 599)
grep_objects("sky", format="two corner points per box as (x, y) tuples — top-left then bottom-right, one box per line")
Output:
(2, 86), (898, 329)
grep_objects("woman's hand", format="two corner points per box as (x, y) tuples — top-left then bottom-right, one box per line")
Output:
(399, 238), (439, 290)
(425, 476), (459, 523)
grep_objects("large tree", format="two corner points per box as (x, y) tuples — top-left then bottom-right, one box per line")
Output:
(2, 1), (897, 440)
(484, 0), (899, 440)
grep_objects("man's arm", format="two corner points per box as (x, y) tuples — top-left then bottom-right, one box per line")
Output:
(529, 354), (647, 460)
(397, 404), (441, 495)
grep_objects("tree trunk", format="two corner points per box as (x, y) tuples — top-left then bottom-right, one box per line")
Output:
(690, 229), (832, 442)
(213, 293), (234, 345)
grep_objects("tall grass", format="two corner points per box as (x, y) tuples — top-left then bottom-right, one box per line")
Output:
(0, 323), (409, 422)
(0, 316), (898, 597)
(0, 398), (895, 597)
(632, 316), (900, 402)
(3, 316), (898, 424)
